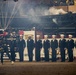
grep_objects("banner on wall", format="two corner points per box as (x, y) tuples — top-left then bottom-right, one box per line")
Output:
(23, 31), (35, 61)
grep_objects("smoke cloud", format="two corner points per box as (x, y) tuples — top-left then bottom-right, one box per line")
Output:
(0, 0), (67, 27)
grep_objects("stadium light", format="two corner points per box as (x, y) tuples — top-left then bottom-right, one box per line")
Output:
(14, 0), (18, 2)
(3, 0), (6, 1)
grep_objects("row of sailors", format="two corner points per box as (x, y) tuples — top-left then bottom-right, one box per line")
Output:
(0, 34), (75, 65)
(36, 34), (75, 62)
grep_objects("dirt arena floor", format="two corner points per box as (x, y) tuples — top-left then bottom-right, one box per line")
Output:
(0, 61), (76, 75)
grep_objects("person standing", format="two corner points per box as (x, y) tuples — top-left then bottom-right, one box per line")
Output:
(67, 35), (74, 62)
(59, 34), (66, 62)
(0, 37), (11, 65)
(51, 35), (58, 62)
(0, 38), (4, 65)
(9, 37), (16, 64)
(43, 35), (50, 61)
(18, 35), (26, 62)
(27, 36), (34, 62)
(35, 35), (42, 62)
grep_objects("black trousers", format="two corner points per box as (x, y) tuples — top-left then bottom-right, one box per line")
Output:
(1, 50), (11, 63)
(60, 48), (65, 62)
(52, 48), (56, 62)
(44, 48), (49, 61)
(35, 48), (41, 61)
(28, 48), (33, 62)
(19, 49), (24, 62)
(68, 48), (73, 62)
(11, 51), (15, 62)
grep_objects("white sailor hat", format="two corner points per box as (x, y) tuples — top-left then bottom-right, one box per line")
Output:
(52, 35), (56, 37)
(20, 35), (23, 36)
(68, 34), (72, 37)
(44, 35), (48, 37)
(36, 35), (40, 37)
(60, 34), (64, 37)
